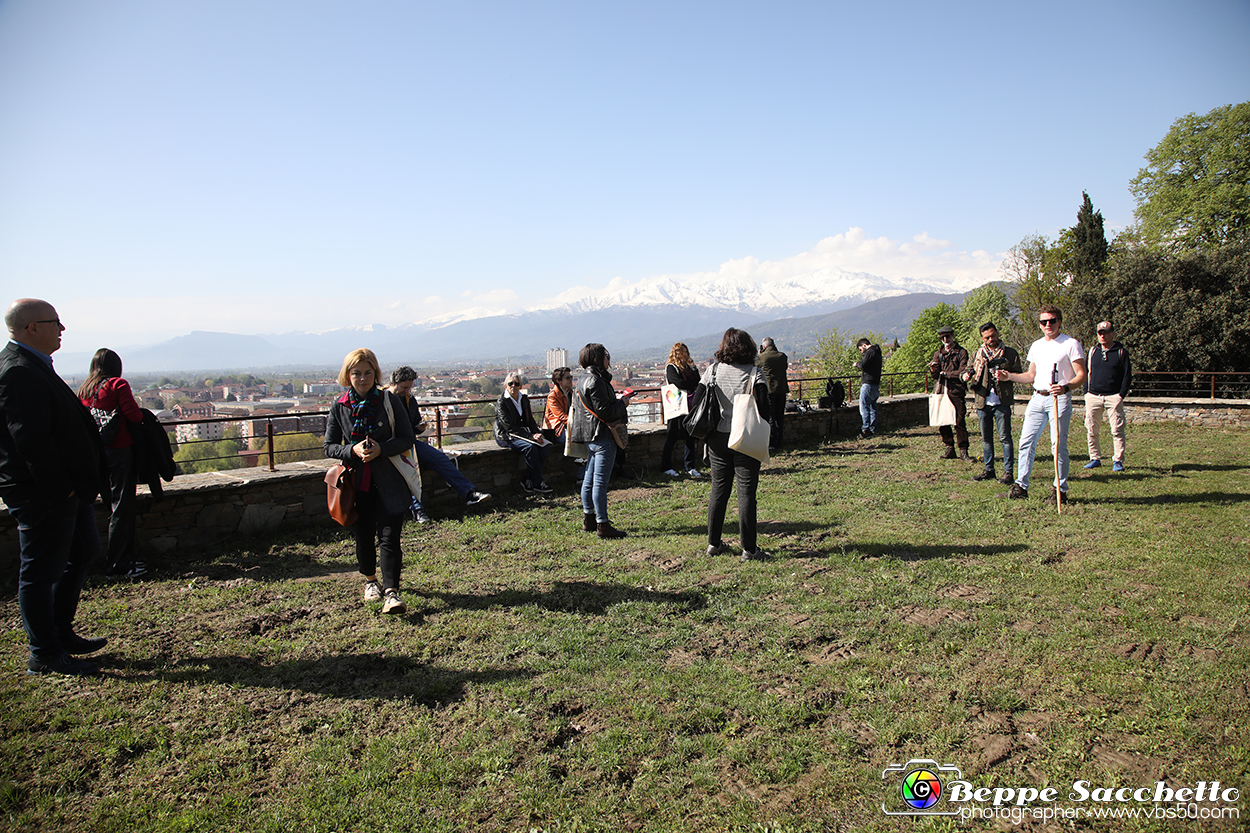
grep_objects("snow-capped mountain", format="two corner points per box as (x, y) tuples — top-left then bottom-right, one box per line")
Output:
(490, 267), (975, 321)
(69, 268), (987, 373)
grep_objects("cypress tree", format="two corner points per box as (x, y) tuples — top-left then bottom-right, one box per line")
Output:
(1071, 191), (1108, 279)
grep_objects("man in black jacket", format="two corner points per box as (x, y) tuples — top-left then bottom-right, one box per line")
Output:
(0, 299), (108, 676)
(1084, 320), (1133, 472)
(855, 338), (883, 439)
(755, 338), (788, 454)
(929, 325), (971, 462)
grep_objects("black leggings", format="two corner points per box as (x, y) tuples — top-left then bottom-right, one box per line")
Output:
(353, 487), (403, 590)
(705, 430), (761, 553)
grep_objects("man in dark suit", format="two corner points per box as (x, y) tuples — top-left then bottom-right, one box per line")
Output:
(755, 337), (788, 454)
(0, 298), (108, 675)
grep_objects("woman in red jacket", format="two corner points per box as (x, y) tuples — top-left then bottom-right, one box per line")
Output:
(78, 348), (146, 578)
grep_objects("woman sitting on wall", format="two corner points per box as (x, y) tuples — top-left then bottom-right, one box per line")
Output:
(387, 366), (490, 524)
(324, 348), (415, 614)
(493, 371), (551, 494)
(542, 366), (575, 448)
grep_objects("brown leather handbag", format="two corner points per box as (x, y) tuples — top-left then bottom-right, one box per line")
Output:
(325, 462), (357, 526)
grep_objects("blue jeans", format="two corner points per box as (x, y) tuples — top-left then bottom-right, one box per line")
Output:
(501, 435), (547, 487)
(1016, 392), (1072, 493)
(977, 403), (1014, 474)
(581, 437), (617, 523)
(412, 440), (475, 500)
(859, 383), (879, 433)
(11, 493), (100, 662)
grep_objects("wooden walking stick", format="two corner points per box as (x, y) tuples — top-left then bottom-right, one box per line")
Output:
(1051, 363), (1062, 515)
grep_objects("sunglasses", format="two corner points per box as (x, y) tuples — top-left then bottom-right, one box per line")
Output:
(1038, 318), (1059, 326)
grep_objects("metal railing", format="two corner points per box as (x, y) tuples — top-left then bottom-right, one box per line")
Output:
(1125, 371), (1250, 400)
(161, 370), (1250, 473)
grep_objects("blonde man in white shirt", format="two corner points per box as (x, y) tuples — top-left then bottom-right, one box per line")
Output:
(994, 305), (1087, 504)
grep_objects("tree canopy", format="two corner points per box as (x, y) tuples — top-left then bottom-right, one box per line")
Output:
(810, 327), (885, 384)
(1130, 101), (1250, 250)
(889, 303), (962, 391)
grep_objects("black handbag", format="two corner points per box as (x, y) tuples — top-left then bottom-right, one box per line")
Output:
(686, 364), (720, 440)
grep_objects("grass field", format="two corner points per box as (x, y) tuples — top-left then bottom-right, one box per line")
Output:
(3, 420), (1249, 832)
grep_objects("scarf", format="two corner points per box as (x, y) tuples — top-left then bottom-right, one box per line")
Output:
(973, 341), (1005, 391)
(347, 386), (380, 442)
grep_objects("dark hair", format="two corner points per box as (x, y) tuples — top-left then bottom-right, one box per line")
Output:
(391, 365), (418, 385)
(856, 338), (871, 348)
(77, 348), (123, 400)
(979, 321), (998, 334)
(579, 343), (610, 369)
(714, 328), (757, 364)
(550, 366), (572, 383)
(1037, 304), (1062, 323)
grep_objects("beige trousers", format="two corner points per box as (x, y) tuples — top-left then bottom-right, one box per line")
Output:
(1085, 392), (1127, 463)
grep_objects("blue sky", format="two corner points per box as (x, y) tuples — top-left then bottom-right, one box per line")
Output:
(2, 0), (1248, 355)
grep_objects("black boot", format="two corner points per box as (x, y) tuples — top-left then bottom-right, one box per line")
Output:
(597, 522), (627, 539)
(583, 512), (597, 532)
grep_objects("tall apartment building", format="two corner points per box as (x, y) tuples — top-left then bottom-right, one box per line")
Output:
(546, 348), (568, 374)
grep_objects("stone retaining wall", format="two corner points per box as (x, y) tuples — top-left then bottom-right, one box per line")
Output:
(0, 393), (1241, 568)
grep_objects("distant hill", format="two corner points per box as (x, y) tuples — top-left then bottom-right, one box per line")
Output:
(57, 273), (995, 375)
(625, 290), (973, 363)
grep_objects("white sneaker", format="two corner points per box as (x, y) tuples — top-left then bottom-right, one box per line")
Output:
(382, 589), (406, 614)
(663, 469), (681, 478)
(363, 579), (383, 601)
(687, 468), (704, 478)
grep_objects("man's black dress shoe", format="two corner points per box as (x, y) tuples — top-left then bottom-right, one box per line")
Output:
(62, 633), (107, 655)
(27, 652), (99, 676)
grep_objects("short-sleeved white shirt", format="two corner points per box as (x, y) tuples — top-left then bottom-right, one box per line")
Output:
(1026, 333), (1084, 392)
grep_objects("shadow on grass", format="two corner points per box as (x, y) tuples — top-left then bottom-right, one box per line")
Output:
(1083, 491), (1250, 506)
(123, 653), (533, 705)
(1169, 463), (1250, 473)
(416, 580), (707, 615)
(810, 542), (1030, 561)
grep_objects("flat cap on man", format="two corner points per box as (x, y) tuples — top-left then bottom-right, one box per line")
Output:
(936, 325), (955, 336)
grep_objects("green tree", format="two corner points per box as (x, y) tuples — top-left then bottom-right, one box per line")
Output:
(957, 283), (1012, 350)
(268, 432), (324, 465)
(810, 327), (886, 386)
(889, 303), (962, 393)
(174, 437), (245, 474)
(1069, 235), (1250, 375)
(1001, 233), (1067, 348)
(1071, 191), (1109, 279)
(1130, 101), (1250, 250)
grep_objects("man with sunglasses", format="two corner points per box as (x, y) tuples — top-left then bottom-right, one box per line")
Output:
(1, 299), (108, 675)
(1083, 321), (1132, 472)
(994, 305), (1086, 504)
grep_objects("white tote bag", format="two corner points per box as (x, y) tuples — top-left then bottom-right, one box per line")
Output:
(382, 393), (422, 500)
(660, 383), (688, 422)
(728, 369), (770, 463)
(928, 388), (957, 427)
